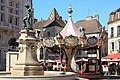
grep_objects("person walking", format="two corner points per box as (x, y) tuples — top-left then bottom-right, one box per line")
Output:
(102, 65), (108, 75)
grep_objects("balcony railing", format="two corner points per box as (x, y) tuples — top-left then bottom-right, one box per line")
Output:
(0, 22), (20, 31)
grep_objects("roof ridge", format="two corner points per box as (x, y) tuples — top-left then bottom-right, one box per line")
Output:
(48, 8), (61, 20)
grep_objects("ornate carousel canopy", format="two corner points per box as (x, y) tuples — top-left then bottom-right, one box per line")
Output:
(60, 5), (81, 39)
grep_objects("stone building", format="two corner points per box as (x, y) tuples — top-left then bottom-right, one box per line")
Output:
(75, 14), (108, 57)
(108, 8), (120, 55)
(34, 8), (66, 38)
(0, 0), (32, 70)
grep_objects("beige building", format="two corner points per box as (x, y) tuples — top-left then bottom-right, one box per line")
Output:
(75, 15), (108, 57)
(0, 0), (32, 70)
(108, 8), (120, 55)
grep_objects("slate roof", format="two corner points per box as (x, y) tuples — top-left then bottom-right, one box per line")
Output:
(75, 19), (102, 34)
(34, 8), (65, 28)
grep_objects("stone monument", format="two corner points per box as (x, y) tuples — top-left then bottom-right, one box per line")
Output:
(11, 4), (44, 76)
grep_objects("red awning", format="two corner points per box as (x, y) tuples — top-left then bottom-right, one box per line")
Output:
(102, 53), (120, 59)
(110, 58), (120, 62)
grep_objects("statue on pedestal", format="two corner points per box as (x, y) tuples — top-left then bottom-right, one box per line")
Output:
(23, 4), (33, 30)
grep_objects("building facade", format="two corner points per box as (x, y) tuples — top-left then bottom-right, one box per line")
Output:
(108, 8), (120, 55)
(75, 15), (108, 57)
(0, 0), (32, 70)
(34, 8), (65, 38)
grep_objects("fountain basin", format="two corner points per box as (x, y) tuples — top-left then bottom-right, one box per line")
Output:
(0, 71), (75, 80)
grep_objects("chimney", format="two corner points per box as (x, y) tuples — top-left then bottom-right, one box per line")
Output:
(86, 16), (93, 20)
(94, 14), (99, 21)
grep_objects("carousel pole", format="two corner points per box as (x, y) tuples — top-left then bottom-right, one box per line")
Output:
(98, 27), (106, 74)
(98, 46), (103, 74)
(56, 33), (63, 72)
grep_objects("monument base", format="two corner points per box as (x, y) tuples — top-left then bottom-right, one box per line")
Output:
(12, 65), (44, 76)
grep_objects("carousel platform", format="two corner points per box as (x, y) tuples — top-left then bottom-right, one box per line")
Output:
(76, 73), (120, 79)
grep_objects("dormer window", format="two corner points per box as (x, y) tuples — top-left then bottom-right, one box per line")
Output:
(118, 12), (120, 19)
(111, 15), (114, 21)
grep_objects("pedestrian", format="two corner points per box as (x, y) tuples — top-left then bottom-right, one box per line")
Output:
(102, 65), (108, 75)
(64, 64), (67, 72)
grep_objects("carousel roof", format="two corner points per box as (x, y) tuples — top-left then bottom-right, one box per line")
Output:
(60, 5), (81, 39)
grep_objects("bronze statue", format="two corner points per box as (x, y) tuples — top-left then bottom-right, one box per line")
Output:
(23, 4), (33, 30)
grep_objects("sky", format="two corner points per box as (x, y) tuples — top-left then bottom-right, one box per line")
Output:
(33, 0), (120, 30)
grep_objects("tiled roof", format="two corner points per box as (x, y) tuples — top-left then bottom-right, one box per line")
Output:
(34, 8), (65, 28)
(75, 19), (102, 34)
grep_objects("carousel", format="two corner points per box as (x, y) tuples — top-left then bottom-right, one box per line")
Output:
(38, 5), (106, 78)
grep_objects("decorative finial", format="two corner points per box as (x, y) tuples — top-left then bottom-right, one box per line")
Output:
(68, 5), (73, 17)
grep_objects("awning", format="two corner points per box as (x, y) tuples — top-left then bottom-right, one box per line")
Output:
(102, 53), (120, 59)
(110, 58), (120, 62)
(101, 59), (111, 62)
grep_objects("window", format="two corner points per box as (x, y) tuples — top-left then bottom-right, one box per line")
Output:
(1, 0), (4, 4)
(111, 27), (114, 37)
(1, 5), (5, 11)
(9, 8), (14, 14)
(0, 50), (1, 64)
(9, 1), (14, 7)
(119, 41), (120, 51)
(15, 10), (19, 15)
(16, 3), (19, 8)
(117, 26), (120, 36)
(118, 12), (120, 19)
(1, 13), (4, 21)
(15, 17), (19, 26)
(0, 34), (1, 40)
(111, 15), (114, 21)
(9, 16), (13, 23)
(47, 31), (50, 36)
(112, 42), (114, 51)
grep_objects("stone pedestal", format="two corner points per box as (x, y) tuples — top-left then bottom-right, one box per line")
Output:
(6, 51), (19, 72)
(11, 29), (44, 76)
